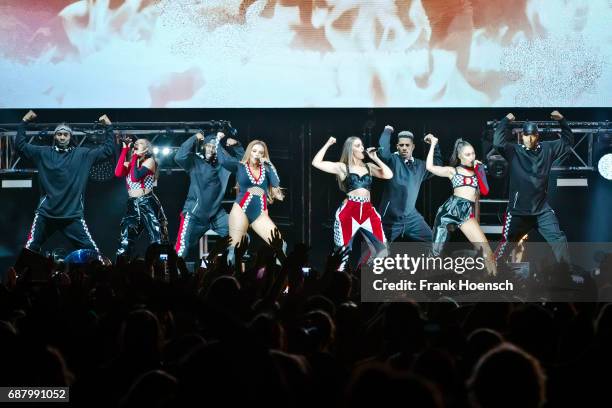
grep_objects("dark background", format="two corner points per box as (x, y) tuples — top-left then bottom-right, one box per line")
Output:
(1, 107), (611, 273)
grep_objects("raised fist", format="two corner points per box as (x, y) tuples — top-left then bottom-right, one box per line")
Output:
(424, 134), (438, 145)
(99, 114), (111, 125)
(550, 111), (564, 121)
(22, 110), (37, 122)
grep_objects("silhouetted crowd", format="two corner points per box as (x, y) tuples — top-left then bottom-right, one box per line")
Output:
(2, 236), (612, 408)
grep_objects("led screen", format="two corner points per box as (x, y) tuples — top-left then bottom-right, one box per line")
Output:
(0, 0), (610, 107)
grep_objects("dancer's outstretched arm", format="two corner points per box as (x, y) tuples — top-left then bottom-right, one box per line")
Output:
(114, 140), (131, 177)
(493, 113), (514, 159)
(312, 137), (343, 176)
(88, 114), (116, 163)
(15, 110), (43, 161)
(425, 134), (454, 178)
(377, 125), (394, 163)
(174, 132), (201, 170)
(549, 110), (574, 160)
(216, 132), (240, 173)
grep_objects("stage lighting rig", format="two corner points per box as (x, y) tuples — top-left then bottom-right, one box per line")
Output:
(596, 132), (612, 180)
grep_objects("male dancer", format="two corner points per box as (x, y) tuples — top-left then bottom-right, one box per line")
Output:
(174, 130), (244, 259)
(16, 110), (115, 255)
(494, 111), (573, 264)
(378, 125), (442, 242)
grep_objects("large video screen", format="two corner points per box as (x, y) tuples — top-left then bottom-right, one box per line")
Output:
(1, 0), (610, 108)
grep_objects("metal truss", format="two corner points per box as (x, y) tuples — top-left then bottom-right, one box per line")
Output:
(0, 120), (232, 172)
(484, 120), (611, 172)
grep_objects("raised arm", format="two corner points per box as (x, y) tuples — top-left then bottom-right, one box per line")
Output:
(493, 113), (515, 159)
(14, 110), (43, 161)
(365, 148), (393, 179)
(377, 125), (394, 163)
(216, 132), (240, 173)
(88, 114), (116, 163)
(174, 132), (201, 170)
(549, 110), (574, 160)
(114, 143), (130, 177)
(423, 141), (443, 181)
(224, 136), (245, 159)
(424, 134), (454, 178)
(311, 137), (343, 176)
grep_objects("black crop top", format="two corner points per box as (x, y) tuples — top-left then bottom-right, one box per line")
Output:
(345, 164), (372, 192)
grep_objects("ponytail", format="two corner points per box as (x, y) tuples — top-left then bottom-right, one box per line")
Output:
(449, 138), (472, 167)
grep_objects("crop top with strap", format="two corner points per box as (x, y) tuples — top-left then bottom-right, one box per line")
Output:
(450, 164), (489, 195)
(345, 164), (372, 192)
(115, 147), (155, 191)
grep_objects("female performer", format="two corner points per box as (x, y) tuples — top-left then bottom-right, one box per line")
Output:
(115, 138), (169, 259)
(312, 136), (393, 269)
(425, 135), (496, 275)
(216, 133), (285, 266)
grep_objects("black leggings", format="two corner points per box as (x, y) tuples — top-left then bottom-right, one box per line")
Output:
(116, 193), (168, 258)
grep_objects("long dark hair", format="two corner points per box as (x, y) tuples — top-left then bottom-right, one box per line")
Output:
(449, 138), (473, 167)
(338, 136), (363, 192)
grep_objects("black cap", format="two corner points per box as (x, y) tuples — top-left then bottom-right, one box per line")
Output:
(522, 121), (539, 136)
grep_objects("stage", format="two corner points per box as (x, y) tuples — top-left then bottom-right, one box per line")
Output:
(1, 108), (611, 275)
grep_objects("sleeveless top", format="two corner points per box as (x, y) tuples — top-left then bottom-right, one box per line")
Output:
(451, 167), (478, 189)
(345, 164), (372, 192)
(126, 159), (155, 191)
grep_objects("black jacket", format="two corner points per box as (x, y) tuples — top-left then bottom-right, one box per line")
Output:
(15, 121), (115, 219)
(175, 135), (244, 222)
(493, 116), (574, 215)
(377, 128), (442, 223)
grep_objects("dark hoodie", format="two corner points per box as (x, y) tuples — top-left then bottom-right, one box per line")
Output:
(175, 134), (244, 222)
(493, 116), (574, 215)
(15, 121), (115, 218)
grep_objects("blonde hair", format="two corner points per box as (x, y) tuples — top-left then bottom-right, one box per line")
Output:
(240, 140), (284, 203)
(131, 138), (158, 180)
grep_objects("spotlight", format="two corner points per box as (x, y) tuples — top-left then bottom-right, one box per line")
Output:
(162, 147), (171, 156)
(596, 133), (612, 181)
(598, 153), (612, 180)
(153, 147), (160, 155)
